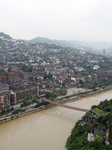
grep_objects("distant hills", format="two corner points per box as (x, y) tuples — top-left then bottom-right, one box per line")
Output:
(73, 41), (112, 49)
(31, 37), (112, 50)
(30, 37), (76, 47)
(107, 47), (112, 54)
(0, 32), (112, 54)
(0, 32), (12, 39)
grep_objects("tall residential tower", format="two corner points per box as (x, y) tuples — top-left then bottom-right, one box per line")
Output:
(102, 49), (106, 56)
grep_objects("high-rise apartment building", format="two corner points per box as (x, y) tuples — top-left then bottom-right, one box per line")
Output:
(102, 49), (106, 56)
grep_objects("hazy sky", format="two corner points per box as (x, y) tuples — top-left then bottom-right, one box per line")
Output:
(0, 0), (112, 41)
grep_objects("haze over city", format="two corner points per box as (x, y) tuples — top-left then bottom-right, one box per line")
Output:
(0, 0), (112, 42)
(1, 1), (112, 149)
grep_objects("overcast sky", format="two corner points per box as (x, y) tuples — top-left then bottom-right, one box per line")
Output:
(0, 0), (112, 42)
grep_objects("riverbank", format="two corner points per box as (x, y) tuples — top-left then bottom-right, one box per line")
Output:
(65, 98), (112, 150)
(0, 96), (80, 124)
(1, 89), (112, 150)
(1, 86), (112, 124)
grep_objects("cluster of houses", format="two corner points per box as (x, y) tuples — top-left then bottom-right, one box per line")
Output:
(82, 108), (109, 144)
(0, 34), (112, 110)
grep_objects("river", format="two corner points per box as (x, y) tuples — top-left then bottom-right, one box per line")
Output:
(0, 90), (112, 150)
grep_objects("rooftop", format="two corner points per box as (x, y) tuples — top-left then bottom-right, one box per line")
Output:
(92, 108), (108, 116)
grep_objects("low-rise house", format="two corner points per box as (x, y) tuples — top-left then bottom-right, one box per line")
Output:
(94, 126), (106, 143)
(39, 89), (45, 95)
(93, 65), (100, 70)
(91, 73), (97, 82)
(75, 66), (84, 72)
(84, 108), (109, 127)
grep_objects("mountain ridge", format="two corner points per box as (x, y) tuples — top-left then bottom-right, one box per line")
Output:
(0, 32), (112, 52)
(0, 32), (12, 39)
(31, 37), (112, 49)
(30, 37), (76, 47)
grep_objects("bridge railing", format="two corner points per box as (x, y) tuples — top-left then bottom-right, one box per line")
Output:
(42, 98), (89, 112)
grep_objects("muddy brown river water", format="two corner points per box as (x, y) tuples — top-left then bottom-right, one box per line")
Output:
(0, 90), (112, 150)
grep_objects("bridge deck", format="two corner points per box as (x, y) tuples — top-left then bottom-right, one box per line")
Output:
(42, 98), (89, 112)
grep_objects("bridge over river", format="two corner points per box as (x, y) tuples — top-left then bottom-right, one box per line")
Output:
(42, 98), (89, 112)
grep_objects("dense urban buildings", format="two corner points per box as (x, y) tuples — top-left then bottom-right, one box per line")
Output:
(0, 33), (112, 110)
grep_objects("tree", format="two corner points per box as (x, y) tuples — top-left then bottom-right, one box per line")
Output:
(1, 109), (6, 115)
(44, 73), (52, 80)
(44, 73), (47, 80)
(48, 73), (52, 79)
(19, 53), (24, 58)
(79, 79), (83, 85)
(22, 65), (26, 71)
(45, 92), (51, 99)
(95, 136), (102, 143)
(106, 144), (112, 150)
(32, 98), (36, 103)
(7, 108), (11, 113)
(11, 107), (14, 111)
(23, 99), (27, 106)
(13, 108), (21, 114)
(20, 104), (24, 107)
(24, 56), (29, 60)
(8, 68), (12, 72)
(28, 67), (32, 72)
(92, 136), (103, 149)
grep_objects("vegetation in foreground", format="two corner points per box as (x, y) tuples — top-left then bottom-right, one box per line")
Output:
(65, 99), (112, 150)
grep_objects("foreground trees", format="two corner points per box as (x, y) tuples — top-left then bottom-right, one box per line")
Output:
(65, 99), (112, 150)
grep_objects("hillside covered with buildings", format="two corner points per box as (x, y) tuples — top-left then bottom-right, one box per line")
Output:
(0, 33), (112, 112)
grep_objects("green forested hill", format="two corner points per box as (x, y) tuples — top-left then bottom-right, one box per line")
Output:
(65, 99), (112, 150)
(0, 32), (12, 39)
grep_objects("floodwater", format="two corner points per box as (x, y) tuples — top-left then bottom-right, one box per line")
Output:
(0, 90), (112, 150)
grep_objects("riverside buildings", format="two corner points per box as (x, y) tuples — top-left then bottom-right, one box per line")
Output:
(0, 33), (112, 110)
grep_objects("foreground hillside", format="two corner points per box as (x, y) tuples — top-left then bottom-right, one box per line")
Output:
(65, 99), (112, 150)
